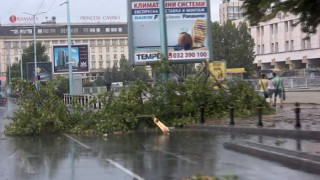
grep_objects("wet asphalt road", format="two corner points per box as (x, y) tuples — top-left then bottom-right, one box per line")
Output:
(1, 99), (320, 180)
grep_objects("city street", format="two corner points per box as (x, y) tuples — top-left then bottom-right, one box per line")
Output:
(1, 99), (320, 180)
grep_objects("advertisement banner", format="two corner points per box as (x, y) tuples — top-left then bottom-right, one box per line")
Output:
(26, 62), (52, 82)
(209, 61), (226, 89)
(128, 0), (212, 65)
(53, 44), (89, 74)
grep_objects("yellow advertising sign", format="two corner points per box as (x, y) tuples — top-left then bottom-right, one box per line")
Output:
(209, 61), (226, 89)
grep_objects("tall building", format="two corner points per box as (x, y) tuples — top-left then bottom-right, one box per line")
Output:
(0, 21), (129, 81)
(219, 0), (244, 24)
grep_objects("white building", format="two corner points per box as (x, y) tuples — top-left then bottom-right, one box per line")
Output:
(0, 21), (130, 81)
(219, 0), (320, 76)
(251, 13), (320, 75)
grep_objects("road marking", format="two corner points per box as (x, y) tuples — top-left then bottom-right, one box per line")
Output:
(63, 133), (145, 180)
(106, 159), (145, 180)
(158, 150), (196, 164)
(63, 133), (91, 150)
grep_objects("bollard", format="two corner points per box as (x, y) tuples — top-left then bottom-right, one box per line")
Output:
(228, 103), (234, 125)
(199, 102), (205, 124)
(295, 102), (301, 128)
(257, 102), (263, 127)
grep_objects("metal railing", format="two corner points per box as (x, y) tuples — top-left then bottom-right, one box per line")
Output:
(244, 77), (320, 89)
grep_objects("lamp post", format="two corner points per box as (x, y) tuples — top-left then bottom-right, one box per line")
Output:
(66, 0), (73, 96)
(22, 11), (46, 81)
(60, 0), (73, 95)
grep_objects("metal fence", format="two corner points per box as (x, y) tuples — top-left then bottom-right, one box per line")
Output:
(244, 77), (320, 89)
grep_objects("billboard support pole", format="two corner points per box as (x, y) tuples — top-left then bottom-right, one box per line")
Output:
(159, 0), (168, 82)
(66, 0), (73, 96)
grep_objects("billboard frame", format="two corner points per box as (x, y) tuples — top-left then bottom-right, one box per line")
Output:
(52, 44), (89, 74)
(127, 0), (213, 66)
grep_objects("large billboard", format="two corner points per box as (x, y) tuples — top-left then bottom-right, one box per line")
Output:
(128, 0), (212, 65)
(27, 62), (52, 82)
(53, 44), (89, 74)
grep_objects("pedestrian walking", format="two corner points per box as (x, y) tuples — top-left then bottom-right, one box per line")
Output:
(272, 72), (284, 108)
(267, 73), (275, 106)
(258, 74), (268, 99)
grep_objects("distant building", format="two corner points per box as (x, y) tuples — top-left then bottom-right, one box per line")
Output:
(219, 0), (244, 24)
(219, 1), (320, 76)
(251, 12), (320, 75)
(0, 21), (132, 81)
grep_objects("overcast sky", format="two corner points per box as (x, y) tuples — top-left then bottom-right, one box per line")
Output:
(0, 0), (221, 25)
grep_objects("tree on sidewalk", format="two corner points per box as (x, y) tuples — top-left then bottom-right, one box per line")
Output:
(211, 20), (255, 77)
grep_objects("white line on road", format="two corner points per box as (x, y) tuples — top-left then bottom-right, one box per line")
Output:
(63, 133), (145, 180)
(63, 133), (91, 150)
(106, 159), (145, 180)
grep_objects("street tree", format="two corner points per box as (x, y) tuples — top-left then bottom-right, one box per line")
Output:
(242, 0), (320, 34)
(211, 20), (255, 77)
(9, 42), (49, 80)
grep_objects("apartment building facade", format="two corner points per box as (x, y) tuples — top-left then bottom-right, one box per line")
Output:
(0, 22), (129, 81)
(251, 13), (320, 74)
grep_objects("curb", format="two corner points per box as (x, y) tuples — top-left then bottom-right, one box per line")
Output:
(224, 140), (320, 175)
(185, 125), (320, 140)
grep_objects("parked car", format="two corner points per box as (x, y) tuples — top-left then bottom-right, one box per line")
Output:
(0, 92), (7, 106)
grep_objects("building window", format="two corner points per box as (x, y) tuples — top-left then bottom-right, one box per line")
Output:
(271, 43), (274, 53)
(106, 47), (110, 52)
(60, 29), (66, 34)
(275, 42), (279, 53)
(83, 28), (89, 33)
(261, 44), (264, 54)
(91, 47), (95, 53)
(73, 28), (79, 33)
(38, 29), (43, 34)
(290, 40), (294, 51)
(14, 57), (19, 63)
(120, 39), (125, 45)
(111, 28), (117, 32)
(75, 40), (81, 44)
(99, 62), (103, 69)
(261, 26), (264, 37)
(99, 54), (103, 61)
(83, 40), (88, 44)
(270, 24), (273, 35)
(91, 62), (96, 69)
(97, 40), (103, 46)
(118, 27), (123, 32)
(256, 27), (260, 37)
(114, 54), (117, 59)
(99, 47), (102, 53)
(120, 46), (124, 52)
(121, 54), (125, 58)
(91, 55), (95, 61)
(105, 39), (110, 46)
(43, 29), (49, 33)
(90, 28), (96, 33)
(105, 28), (110, 32)
(113, 46), (117, 52)
(60, 40), (66, 44)
(112, 39), (118, 45)
(302, 38), (311, 50)
(14, 49), (19, 55)
(274, 24), (278, 35)
(285, 41), (289, 51)
(284, 21), (289, 32)
(257, 45), (260, 54)
(289, 20), (294, 31)
(106, 54), (110, 61)
(96, 28), (101, 33)
(90, 40), (96, 46)
(106, 61), (110, 68)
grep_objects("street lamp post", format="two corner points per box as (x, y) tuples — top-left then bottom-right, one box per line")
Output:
(22, 11), (46, 82)
(66, 0), (73, 96)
